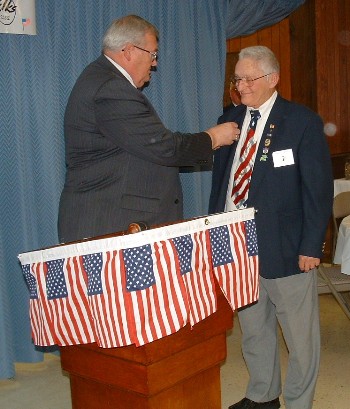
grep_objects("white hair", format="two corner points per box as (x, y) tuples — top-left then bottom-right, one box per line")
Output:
(239, 46), (280, 74)
(102, 15), (159, 52)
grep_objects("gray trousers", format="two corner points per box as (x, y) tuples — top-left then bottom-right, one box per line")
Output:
(237, 270), (320, 409)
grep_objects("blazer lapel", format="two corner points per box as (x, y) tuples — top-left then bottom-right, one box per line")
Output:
(219, 112), (246, 205)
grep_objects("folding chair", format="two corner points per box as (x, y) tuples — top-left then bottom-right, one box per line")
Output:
(332, 191), (350, 262)
(317, 191), (350, 319)
(318, 264), (350, 319)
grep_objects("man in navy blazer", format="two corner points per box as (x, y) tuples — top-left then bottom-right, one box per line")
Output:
(57, 15), (239, 243)
(209, 46), (333, 409)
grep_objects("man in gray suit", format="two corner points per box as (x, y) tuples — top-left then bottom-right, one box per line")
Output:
(58, 15), (239, 243)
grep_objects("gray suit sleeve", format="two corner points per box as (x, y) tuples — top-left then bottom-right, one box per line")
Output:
(95, 77), (213, 167)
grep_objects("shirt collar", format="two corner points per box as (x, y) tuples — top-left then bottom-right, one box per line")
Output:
(247, 91), (278, 118)
(104, 54), (137, 88)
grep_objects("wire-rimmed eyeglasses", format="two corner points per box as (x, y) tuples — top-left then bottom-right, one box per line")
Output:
(133, 44), (158, 62)
(231, 73), (273, 87)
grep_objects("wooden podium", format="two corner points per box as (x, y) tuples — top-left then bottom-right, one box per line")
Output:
(60, 282), (233, 409)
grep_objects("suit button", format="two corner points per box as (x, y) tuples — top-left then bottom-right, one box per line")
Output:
(174, 199), (179, 204)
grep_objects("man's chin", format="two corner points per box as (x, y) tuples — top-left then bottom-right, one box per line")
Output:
(138, 80), (150, 90)
(240, 96), (251, 105)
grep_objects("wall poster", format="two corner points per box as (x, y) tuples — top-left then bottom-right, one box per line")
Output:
(0, 0), (36, 35)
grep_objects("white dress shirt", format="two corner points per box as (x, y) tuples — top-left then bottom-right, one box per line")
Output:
(225, 91), (278, 211)
(104, 54), (136, 88)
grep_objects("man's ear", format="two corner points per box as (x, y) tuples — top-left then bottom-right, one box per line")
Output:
(122, 43), (133, 61)
(269, 72), (279, 88)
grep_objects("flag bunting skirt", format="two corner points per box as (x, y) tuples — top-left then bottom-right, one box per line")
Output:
(18, 208), (259, 348)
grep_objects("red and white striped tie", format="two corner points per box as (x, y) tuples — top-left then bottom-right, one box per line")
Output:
(231, 110), (261, 208)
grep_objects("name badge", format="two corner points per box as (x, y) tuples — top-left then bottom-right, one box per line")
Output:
(272, 149), (294, 168)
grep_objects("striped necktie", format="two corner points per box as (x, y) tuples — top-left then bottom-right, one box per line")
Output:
(231, 110), (261, 208)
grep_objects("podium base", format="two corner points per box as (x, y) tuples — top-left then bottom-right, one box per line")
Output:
(60, 289), (233, 409)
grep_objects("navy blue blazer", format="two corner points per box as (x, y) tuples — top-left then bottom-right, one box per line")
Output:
(209, 95), (333, 278)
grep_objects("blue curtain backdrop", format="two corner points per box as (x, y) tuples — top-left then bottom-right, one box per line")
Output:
(0, 0), (303, 379)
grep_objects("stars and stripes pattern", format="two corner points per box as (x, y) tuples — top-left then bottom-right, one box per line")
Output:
(122, 241), (188, 346)
(232, 110), (261, 208)
(22, 263), (55, 346)
(209, 219), (259, 311)
(172, 231), (217, 326)
(82, 251), (133, 348)
(20, 212), (259, 348)
(45, 258), (96, 346)
(123, 244), (156, 291)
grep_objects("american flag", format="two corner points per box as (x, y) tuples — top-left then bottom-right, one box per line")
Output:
(22, 263), (55, 346)
(122, 240), (189, 346)
(45, 257), (96, 345)
(209, 219), (259, 310)
(82, 251), (134, 348)
(172, 231), (217, 326)
(19, 209), (260, 348)
(22, 18), (31, 26)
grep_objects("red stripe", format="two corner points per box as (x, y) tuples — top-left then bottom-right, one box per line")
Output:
(108, 251), (133, 346)
(65, 257), (96, 344)
(182, 231), (216, 325)
(166, 240), (189, 327)
(75, 257), (97, 341)
(233, 177), (251, 204)
(115, 250), (135, 346)
(212, 221), (259, 311)
(31, 263), (55, 345)
(154, 241), (177, 336)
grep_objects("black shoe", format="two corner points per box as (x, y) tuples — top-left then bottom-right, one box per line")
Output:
(228, 397), (280, 409)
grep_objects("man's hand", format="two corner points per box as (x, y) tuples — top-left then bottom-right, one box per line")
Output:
(299, 255), (320, 272)
(206, 122), (240, 150)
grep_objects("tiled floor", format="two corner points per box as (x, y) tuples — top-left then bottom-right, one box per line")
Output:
(0, 294), (349, 409)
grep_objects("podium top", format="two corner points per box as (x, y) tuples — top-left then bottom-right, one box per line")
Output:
(18, 208), (255, 265)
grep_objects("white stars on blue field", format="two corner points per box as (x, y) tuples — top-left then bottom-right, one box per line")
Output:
(209, 226), (234, 267)
(172, 235), (193, 275)
(22, 264), (38, 299)
(46, 259), (68, 300)
(244, 220), (259, 256)
(83, 253), (104, 296)
(123, 244), (156, 292)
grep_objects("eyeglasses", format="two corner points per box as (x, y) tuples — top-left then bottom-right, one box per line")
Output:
(133, 44), (158, 62)
(231, 73), (272, 87)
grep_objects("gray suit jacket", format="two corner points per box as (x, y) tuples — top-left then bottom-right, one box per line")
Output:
(58, 55), (212, 242)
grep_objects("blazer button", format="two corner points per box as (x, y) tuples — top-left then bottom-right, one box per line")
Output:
(174, 199), (179, 204)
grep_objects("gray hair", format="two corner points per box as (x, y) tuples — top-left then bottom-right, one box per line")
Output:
(102, 15), (159, 52)
(239, 46), (280, 74)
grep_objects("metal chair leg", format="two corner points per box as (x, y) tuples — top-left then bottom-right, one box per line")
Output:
(318, 267), (350, 320)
